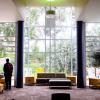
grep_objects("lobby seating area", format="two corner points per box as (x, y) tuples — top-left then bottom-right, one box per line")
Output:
(1, 0), (100, 100)
(24, 73), (76, 89)
(0, 73), (76, 89)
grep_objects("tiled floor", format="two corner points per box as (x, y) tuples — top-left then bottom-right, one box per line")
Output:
(0, 86), (100, 100)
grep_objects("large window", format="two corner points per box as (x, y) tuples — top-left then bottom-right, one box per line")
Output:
(0, 23), (15, 74)
(24, 7), (77, 76)
(86, 23), (100, 78)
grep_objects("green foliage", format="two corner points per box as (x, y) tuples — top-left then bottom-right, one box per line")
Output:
(25, 8), (40, 39)
(45, 41), (76, 73)
(92, 52), (100, 67)
(0, 23), (15, 58)
(30, 53), (45, 63)
(0, 66), (3, 73)
(0, 47), (6, 57)
(46, 10), (55, 14)
(0, 23), (15, 36)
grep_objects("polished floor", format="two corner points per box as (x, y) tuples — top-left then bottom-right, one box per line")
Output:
(0, 86), (100, 100)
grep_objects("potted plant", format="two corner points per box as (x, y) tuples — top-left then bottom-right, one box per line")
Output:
(46, 10), (55, 15)
(91, 51), (100, 77)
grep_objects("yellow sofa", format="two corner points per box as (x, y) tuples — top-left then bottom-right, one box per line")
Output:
(89, 78), (100, 88)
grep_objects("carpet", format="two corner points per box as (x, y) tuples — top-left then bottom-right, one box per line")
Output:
(0, 86), (100, 100)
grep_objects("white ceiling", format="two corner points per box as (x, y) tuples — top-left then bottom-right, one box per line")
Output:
(0, 0), (23, 22)
(0, 0), (100, 22)
(78, 0), (100, 22)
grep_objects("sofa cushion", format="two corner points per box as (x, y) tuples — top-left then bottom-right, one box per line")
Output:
(36, 73), (66, 85)
(37, 73), (55, 78)
(36, 78), (49, 84)
(55, 73), (66, 78)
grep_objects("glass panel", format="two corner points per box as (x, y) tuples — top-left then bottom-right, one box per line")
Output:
(45, 28), (55, 39)
(55, 27), (72, 39)
(46, 40), (50, 52)
(55, 7), (76, 27)
(1, 42), (15, 47)
(55, 40), (71, 53)
(86, 23), (100, 36)
(50, 40), (56, 53)
(45, 52), (51, 72)
(51, 53), (68, 73)
(5, 47), (15, 52)
(25, 7), (45, 26)
(29, 40), (45, 52)
(33, 27), (45, 39)
(24, 52), (45, 76)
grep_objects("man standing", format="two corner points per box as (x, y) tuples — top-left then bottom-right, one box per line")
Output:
(3, 58), (13, 90)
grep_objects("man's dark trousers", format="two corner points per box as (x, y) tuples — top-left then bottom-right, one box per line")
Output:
(5, 76), (11, 90)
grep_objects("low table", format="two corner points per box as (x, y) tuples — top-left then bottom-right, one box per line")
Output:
(49, 79), (71, 89)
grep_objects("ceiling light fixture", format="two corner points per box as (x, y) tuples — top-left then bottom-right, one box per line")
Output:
(46, 0), (55, 18)
(45, 0), (56, 28)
